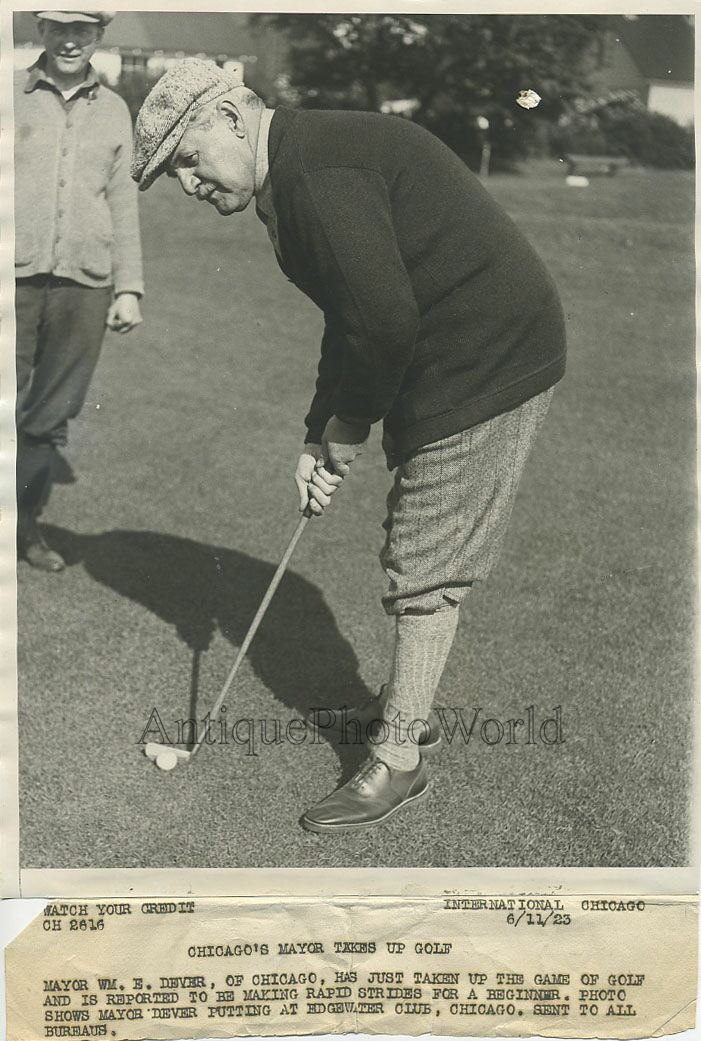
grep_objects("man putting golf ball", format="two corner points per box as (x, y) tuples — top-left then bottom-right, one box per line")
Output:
(131, 60), (566, 832)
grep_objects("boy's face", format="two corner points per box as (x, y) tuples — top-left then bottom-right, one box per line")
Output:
(38, 19), (102, 82)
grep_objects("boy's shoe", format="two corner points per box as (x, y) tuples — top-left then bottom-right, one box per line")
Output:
(309, 687), (442, 755)
(301, 757), (429, 833)
(18, 517), (65, 572)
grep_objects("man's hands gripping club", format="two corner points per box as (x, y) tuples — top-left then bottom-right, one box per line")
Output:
(295, 416), (370, 516)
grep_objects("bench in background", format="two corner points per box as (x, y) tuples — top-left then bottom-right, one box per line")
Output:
(565, 154), (630, 177)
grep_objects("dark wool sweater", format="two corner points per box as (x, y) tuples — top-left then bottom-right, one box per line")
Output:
(265, 107), (566, 464)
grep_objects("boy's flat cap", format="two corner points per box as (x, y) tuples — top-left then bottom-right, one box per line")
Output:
(35, 10), (115, 25)
(131, 58), (244, 192)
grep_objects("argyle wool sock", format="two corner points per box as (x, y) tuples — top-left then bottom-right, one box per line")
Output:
(375, 605), (460, 771)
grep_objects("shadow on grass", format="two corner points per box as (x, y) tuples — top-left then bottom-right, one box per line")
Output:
(42, 524), (372, 778)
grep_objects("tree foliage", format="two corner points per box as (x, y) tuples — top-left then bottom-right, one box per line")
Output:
(252, 14), (607, 167)
(551, 90), (694, 169)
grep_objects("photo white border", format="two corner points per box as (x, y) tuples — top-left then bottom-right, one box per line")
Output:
(0, 0), (698, 904)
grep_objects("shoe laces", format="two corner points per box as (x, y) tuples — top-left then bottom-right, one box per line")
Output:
(349, 759), (385, 790)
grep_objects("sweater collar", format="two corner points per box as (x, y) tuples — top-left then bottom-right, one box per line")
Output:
(266, 107), (298, 171)
(254, 108), (275, 194)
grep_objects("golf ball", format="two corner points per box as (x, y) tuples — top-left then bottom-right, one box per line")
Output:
(156, 750), (178, 772)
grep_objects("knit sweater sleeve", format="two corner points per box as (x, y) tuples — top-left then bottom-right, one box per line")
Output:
(290, 166), (420, 430)
(106, 97), (144, 297)
(304, 321), (344, 445)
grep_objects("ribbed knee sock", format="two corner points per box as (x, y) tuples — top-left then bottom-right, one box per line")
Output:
(375, 605), (460, 771)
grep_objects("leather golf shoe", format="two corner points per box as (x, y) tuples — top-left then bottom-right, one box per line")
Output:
(301, 756), (429, 833)
(18, 520), (65, 573)
(310, 687), (442, 755)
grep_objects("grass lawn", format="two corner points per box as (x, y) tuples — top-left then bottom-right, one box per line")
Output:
(17, 161), (695, 868)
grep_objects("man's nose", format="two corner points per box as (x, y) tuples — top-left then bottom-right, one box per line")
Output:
(177, 169), (199, 196)
(57, 29), (80, 47)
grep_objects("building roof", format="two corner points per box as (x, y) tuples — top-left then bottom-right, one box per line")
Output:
(616, 15), (694, 84)
(13, 11), (261, 58)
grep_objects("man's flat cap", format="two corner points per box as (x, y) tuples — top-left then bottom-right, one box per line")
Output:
(35, 10), (115, 26)
(131, 58), (244, 192)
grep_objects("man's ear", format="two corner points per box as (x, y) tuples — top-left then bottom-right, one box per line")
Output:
(218, 98), (246, 139)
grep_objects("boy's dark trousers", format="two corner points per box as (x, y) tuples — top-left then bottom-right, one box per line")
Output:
(16, 275), (112, 536)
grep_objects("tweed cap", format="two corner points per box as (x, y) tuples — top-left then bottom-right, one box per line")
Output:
(131, 58), (245, 192)
(35, 10), (115, 25)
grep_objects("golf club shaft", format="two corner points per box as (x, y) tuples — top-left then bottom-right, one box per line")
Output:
(190, 512), (311, 756)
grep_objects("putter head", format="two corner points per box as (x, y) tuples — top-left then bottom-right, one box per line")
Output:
(143, 742), (191, 771)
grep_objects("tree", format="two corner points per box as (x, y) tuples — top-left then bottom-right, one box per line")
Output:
(551, 89), (694, 169)
(252, 14), (607, 168)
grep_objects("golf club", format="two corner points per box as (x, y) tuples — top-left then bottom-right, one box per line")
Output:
(144, 509), (312, 772)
